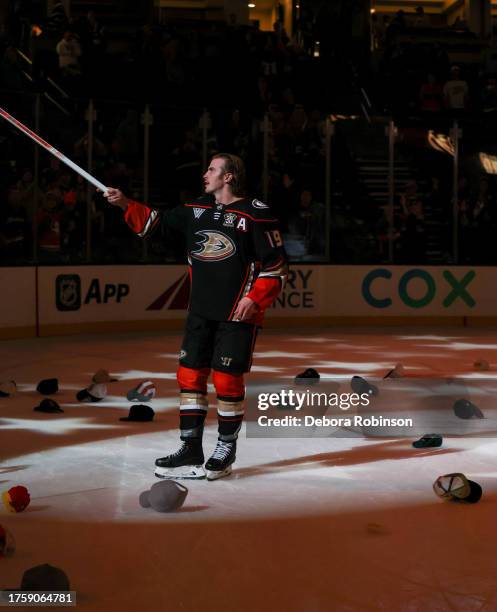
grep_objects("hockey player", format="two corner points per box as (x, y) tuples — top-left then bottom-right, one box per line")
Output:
(104, 153), (287, 480)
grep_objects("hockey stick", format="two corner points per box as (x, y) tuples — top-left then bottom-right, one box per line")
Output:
(0, 106), (109, 195)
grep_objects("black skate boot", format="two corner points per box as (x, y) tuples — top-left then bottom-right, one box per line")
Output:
(154, 440), (205, 479)
(205, 440), (236, 481)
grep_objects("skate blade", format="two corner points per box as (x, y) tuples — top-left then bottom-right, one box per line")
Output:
(206, 465), (233, 481)
(154, 465), (206, 480)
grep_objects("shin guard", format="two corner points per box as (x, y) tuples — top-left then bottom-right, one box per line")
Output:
(177, 365), (210, 441)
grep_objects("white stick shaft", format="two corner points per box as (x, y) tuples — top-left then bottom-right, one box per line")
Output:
(0, 106), (109, 194)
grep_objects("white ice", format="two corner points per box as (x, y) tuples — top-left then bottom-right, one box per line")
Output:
(1, 327), (497, 611)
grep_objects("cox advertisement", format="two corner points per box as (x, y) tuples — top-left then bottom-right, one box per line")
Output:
(355, 266), (481, 315)
(271, 266), (484, 317)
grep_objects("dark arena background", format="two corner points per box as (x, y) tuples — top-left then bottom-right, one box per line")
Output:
(2, 1), (497, 610)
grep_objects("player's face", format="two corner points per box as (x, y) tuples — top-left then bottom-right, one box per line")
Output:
(203, 158), (228, 194)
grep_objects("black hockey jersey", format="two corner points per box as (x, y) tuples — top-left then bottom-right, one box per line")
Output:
(124, 195), (288, 324)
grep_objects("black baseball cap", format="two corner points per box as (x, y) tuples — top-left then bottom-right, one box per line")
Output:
(21, 564), (70, 590)
(412, 433), (443, 448)
(36, 378), (59, 395)
(120, 405), (155, 422)
(453, 399), (484, 419)
(294, 368), (320, 385)
(34, 399), (64, 413)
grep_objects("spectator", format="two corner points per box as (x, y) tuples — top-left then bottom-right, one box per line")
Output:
(471, 177), (496, 262)
(261, 35), (278, 79)
(399, 179), (419, 210)
(400, 198), (426, 263)
(15, 168), (38, 215)
(425, 175), (449, 217)
(443, 65), (469, 111)
(386, 10), (407, 46)
(253, 76), (273, 118)
(288, 187), (326, 256)
(6, 0), (31, 49)
(451, 16), (468, 31)
(56, 30), (82, 76)
(458, 176), (471, 203)
(167, 129), (203, 199)
(162, 30), (185, 85)
(427, 43), (450, 81)
(61, 182), (83, 261)
(414, 7), (429, 28)
(0, 187), (31, 263)
(371, 13), (386, 51)
(45, 0), (69, 36)
(481, 76), (497, 113)
(482, 35), (497, 77)
(0, 46), (25, 90)
(419, 73), (443, 114)
(37, 191), (63, 262)
(86, 11), (106, 57)
(74, 131), (107, 161)
(114, 109), (139, 159)
(274, 169), (300, 230)
(458, 198), (472, 263)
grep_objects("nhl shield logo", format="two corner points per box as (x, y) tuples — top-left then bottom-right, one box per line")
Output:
(56, 274), (81, 311)
(223, 213), (237, 227)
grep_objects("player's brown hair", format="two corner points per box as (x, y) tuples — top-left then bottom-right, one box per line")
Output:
(212, 153), (246, 196)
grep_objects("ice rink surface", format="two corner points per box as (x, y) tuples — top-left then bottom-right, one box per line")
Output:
(1, 327), (497, 611)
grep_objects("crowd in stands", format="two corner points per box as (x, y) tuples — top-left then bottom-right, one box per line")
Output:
(373, 9), (497, 120)
(2, 4), (497, 265)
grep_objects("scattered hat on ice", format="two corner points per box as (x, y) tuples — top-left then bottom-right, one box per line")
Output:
(351, 375), (378, 396)
(0, 381), (17, 398)
(76, 383), (107, 403)
(120, 405), (155, 422)
(2, 486), (30, 513)
(127, 381), (156, 403)
(473, 359), (489, 371)
(453, 399), (484, 420)
(139, 491), (151, 508)
(34, 398), (63, 414)
(0, 524), (15, 557)
(433, 473), (482, 504)
(36, 378), (58, 395)
(92, 369), (118, 384)
(294, 368), (320, 385)
(412, 433), (443, 448)
(139, 481), (188, 512)
(20, 564), (70, 591)
(383, 363), (404, 379)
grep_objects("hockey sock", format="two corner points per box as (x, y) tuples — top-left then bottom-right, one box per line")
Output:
(177, 366), (210, 442)
(213, 371), (245, 442)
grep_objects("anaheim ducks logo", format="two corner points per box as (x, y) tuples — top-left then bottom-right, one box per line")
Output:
(191, 230), (236, 261)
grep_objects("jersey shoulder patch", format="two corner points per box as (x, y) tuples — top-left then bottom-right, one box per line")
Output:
(247, 198), (277, 222)
(225, 197), (277, 222)
(251, 198), (270, 210)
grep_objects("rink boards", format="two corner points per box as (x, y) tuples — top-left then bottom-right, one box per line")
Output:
(0, 265), (496, 337)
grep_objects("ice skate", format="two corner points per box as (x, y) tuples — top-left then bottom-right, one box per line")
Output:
(154, 441), (206, 479)
(205, 440), (236, 481)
